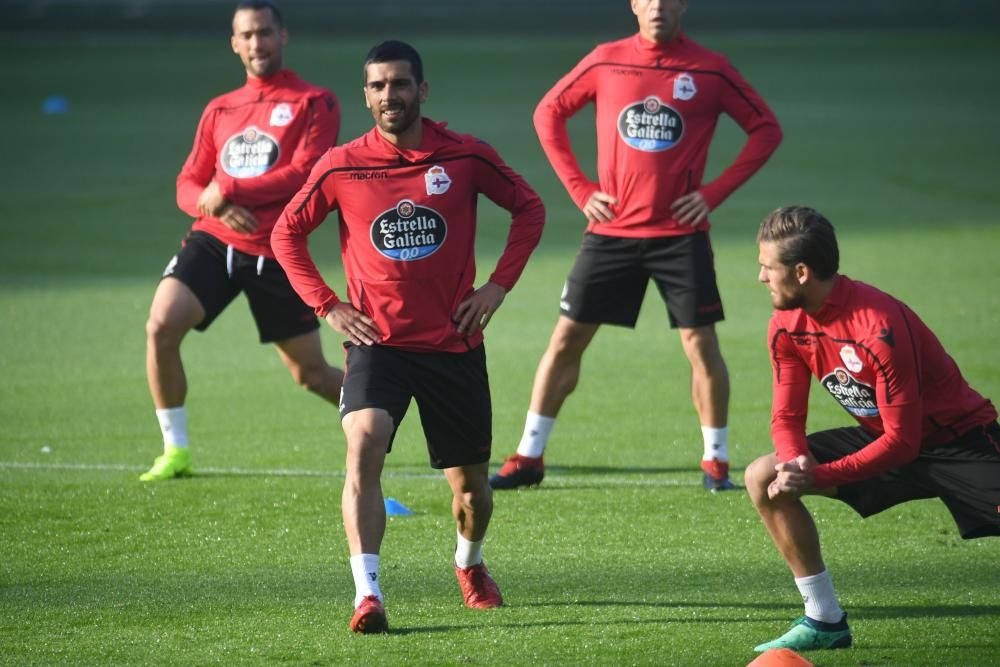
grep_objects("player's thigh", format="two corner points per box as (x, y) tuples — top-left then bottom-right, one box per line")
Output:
(909, 422), (1000, 538)
(647, 231), (724, 328)
(561, 233), (648, 327)
(339, 344), (413, 454)
(157, 231), (240, 332)
(241, 256), (319, 344)
(809, 427), (935, 516)
(410, 344), (493, 470)
(148, 277), (207, 336)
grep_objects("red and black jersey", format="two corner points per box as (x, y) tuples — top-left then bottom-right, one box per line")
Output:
(769, 275), (997, 488)
(176, 69), (339, 257)
(271, 118), (545, 353)
(535, 32), (782, 238)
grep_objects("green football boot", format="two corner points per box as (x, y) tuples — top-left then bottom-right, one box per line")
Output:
(139, 445), (192, 481)
(754, 614), (852, 652)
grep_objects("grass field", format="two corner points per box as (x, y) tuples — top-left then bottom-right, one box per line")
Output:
(2, 28), (999, 666)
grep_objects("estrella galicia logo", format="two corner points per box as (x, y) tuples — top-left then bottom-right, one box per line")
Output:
(617, 96), (684, 152)
(370, 199), (447, 261)
(220, 125), (279, 178)
(821, 368), (879, 418)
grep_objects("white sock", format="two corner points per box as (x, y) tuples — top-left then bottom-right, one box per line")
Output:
(455, 532), (484, 568)
(156, 407), (189, 449)
(795, 570), (844, 623)
(701, 425), (728, 462)
(350, 553), (382, 607)
(516, 412), (555, 458)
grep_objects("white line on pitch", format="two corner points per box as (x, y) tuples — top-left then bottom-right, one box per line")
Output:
(0, 460), (698, 487)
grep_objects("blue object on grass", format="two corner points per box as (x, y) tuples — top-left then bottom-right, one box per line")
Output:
(42, 95), (70, 115)
(384, 497), (414, 516)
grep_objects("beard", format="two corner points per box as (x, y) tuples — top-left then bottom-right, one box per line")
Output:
(374, 101), (420, 137)
(773, 290), (807, 311)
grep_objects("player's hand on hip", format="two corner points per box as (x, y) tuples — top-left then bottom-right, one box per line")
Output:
(197, 181), (227, 217)
(454, 281), (507, 336)
(670, 190), (710, 226)
(217, 205), (259, 234)
(582, 191), (619, 224)
(326, 303), (382, 346)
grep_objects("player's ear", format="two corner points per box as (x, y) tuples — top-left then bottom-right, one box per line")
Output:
(794, 262), (810, 285)
(280, 28), (289, 48)
(231, 34), (239, 55)
(418, 80), (429, 104)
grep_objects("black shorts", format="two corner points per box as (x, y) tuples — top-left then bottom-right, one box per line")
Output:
(339, 343), (492, 469)
(809, 423), (1000, 539)
(162, 231), (318, 343)
(560, 231), (724, 329)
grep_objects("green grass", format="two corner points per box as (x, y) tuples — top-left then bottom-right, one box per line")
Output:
(2, 29), (999, 666)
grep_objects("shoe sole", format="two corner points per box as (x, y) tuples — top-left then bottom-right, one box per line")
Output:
(489, 473), (544, 490)
(139, 468), (193, 482)
(351, 611), (388, 634)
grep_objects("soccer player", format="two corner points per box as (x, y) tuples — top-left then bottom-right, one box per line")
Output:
(748, 206), (1000, 652)
(491, 0), (783, 492)
(141, 0), (343, 481)
(271, 40), (545, 633)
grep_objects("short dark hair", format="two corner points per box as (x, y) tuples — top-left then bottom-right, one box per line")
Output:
(234, 0), (282, 27)
(363, 40), (423, 84)
(757, 206), (840, 280)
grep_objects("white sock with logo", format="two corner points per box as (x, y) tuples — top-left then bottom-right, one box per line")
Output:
(701, 425), (728, 461)
(350, 553), (382, 607)
(516, 412), (555, 458)
(455, 532), (484, 569)
(156, 407), (189, 449)
(795, 570), (844, 623)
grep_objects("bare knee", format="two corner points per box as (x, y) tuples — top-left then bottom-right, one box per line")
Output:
(287, 361), (327, 394)
(146, 311), (186, 351)
(744, 454), (779, 506)
(680, 326), (724, 364)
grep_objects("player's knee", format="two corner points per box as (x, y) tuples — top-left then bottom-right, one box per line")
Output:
(548, 325), (592, 361)
(744, 455), (776, 502)
(145, 312), (184, 349)
(290, 363), (324, 393)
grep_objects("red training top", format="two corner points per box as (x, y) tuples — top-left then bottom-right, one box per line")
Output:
(271, 118), (546, 353)
(176, 69), (339, 257)
(768, 275), (997, 488)
(535, 32), (782, 237)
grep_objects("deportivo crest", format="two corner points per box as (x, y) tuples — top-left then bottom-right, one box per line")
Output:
(220, 126), (279, 178)
(370, 199), (447, 261)
(424, 165), (452, 195)
(673, 73), (696, 101)
(269, 103), (294, 127)
(617, 96), (684, 152)
(821, 368), (879, 418)
(839, 345), (863, 373)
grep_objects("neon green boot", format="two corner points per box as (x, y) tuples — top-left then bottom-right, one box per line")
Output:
(139, 445), (192, 481)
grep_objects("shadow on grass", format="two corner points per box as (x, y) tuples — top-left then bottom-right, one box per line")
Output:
(518, 598), (1000, 621)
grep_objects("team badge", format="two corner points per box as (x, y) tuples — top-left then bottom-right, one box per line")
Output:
(220, 126), (279, 178)
(424, 165), (452, 195)
(673, 73), (696, 101)
(269, 103), (294, 127)
(839, 345), (863, 373)
(617, 96), (684, 152)
(370, 199), (447, 261)
(821, 368), (878, 417)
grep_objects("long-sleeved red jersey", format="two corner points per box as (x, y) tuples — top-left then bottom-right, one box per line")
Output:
(176, 69), (339, 257)
(535, 32), (782, 237)
(271, 118), (545, 353)
(768, 275), (997, 488)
